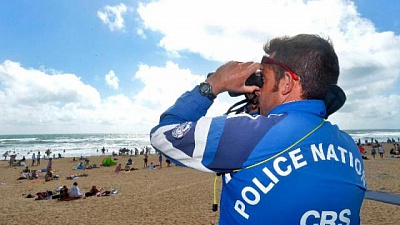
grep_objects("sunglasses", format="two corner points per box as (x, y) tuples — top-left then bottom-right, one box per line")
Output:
(261, 56), (299, 80)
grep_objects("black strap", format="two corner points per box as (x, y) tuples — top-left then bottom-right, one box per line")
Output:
(225, 99), (248, 115)
(225, 94), (258, 115)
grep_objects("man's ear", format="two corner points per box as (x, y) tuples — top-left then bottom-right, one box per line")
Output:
(281, 72), (294, 95)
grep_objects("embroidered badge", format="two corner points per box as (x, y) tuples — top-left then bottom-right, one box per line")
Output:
(172, 122), (192, 139)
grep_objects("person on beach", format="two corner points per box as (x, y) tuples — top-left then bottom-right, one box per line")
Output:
(68, 182), (83, 198)
(9, 154), (16, 167)
(45, 149), (51, 158)
(378, 144), (384, 159)
(30, 170), (38, 179)
(84, 158), (90, 167)
(36, 151), (41, 166)
(2, 151), (8, 161)
(127, 157), (133, 166)
(44, 170), (53, 182)
(148, 162), (156, 170)
(115, 163), (122, 174)
(15, 156), (26, 167)
(143, 153), (148, 168)
(166, 158), (171, 167)
(46, 158), (53, 172)
(150, 34), (366, 224)
(371, 146), (376, 159)
(22, 166), (30, 173)
(75, 162), (84, 170)
(85, 185), (101, 197)
(17, 166), (31, 180)
(59, 185), (69, 200)
(124, 164), (131, 171)
(158, 152), (163, 169)
(31, 153), (36, 167)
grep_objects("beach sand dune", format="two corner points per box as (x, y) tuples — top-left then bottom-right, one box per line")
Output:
(0, 143), (399, 225)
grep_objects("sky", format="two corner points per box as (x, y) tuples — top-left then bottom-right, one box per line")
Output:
(0, 0), (399, 135)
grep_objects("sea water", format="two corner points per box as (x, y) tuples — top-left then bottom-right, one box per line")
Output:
(346, 129), (400, 144)
(0, 133), (152, 159)
(1, 130), (399, 160)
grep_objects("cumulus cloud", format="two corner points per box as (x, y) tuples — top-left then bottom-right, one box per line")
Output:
(0, 60), (101, 132)
(97, 3), (127, 31)
(0, 60), (100, 107)
(0, 60), (212, 134)
(1, 0), (399, 134)
(105, 70), (119, 90)
(132, 61), (234, 124)
(0, 60), (151, 134)
(137, 0), (400, 129)
(134, 61), (202, 109)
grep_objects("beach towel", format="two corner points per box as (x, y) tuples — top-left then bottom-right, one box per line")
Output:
(365, 190), (400, 206)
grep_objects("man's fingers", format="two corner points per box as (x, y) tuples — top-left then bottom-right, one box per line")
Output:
(241, 85), (260, 94)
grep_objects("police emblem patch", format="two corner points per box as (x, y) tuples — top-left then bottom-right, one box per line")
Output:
(172, 122), (192, 139)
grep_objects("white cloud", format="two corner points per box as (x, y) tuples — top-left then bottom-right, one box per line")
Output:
(132, 61), (236, 123)
(1, 0), (399, 134)
(105, 70), (119, 90)
(0, 61), (154, 134)
(97, 3), (127, 31)
(0, 60), (102, 133)
(134, 61), (202, 109)
(0, 60), (215, 134)
(136, 0), (400, 130)
(0, 60), (100, 107)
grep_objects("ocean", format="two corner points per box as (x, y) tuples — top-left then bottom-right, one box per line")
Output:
(0, 133), (152, 159)
(1, 129), (399, 160)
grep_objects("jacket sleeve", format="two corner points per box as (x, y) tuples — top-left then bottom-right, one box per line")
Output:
(150, 86), (275, 173)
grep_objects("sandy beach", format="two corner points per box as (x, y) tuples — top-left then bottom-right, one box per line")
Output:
(0, 143), (399, 225)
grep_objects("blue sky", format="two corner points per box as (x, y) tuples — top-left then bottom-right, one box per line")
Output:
(0, 0), (399, 134)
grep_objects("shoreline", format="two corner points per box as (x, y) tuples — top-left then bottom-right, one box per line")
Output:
(1, 144), (155, 161)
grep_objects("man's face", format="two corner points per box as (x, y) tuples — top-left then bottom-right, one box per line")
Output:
(257, 53), (302, 116)
(257, 64), (282, 116)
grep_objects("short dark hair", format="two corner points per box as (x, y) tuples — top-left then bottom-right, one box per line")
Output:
(73, 182), (78, 186)
(263, 34), (339, 100)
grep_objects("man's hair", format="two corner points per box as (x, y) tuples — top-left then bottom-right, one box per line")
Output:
(263, 34), (339, 100)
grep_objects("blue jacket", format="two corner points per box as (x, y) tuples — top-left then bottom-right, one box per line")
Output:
(151, 86), (366, 225)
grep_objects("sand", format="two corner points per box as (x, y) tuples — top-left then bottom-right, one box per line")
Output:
(0, 143), (399, 225)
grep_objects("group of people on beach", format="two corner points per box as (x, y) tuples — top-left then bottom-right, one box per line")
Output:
(358, 141), (400, 160)
(16, 157), (59, 181)
(3, 151), (27, 167)
(112, 152), (173, 174)
(17, 166), (39, 180)
(99, 145), (152, 157)
(389, 143), (400, 157)
(33, 182), (116, 201)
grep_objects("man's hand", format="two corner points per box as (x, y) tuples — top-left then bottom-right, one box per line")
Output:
(206, 61), (262, 96)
